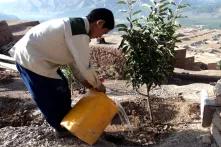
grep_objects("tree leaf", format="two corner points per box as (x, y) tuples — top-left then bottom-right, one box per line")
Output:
(117, 0), (126, 4)
(117, 0), (186, 95)
(116, 24), (128, 28)
(142, 3), (151, 9)
(133, 10), (142, 16)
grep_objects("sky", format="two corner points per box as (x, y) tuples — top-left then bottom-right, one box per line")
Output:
(0, 0), (16, 2)
(0, 0), (108, 20)
(0, 0), (221, 28)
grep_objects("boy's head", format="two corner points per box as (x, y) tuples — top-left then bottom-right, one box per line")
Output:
(86, 8), (115, 38)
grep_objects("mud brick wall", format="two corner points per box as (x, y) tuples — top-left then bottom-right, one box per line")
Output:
(207, 63), (219, 70)
(174, 48), (186, 69)
(9, 21), (40, 33)
(9, 21), (40, 42)
(90, 45), (125, 79)
(89, 45), (201, 79)
(0, 21), (13, 47)
(184, 56), (195, 70)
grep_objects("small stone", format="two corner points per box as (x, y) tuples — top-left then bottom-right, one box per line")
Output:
(148, 141), (154, 145)
(139, 134), (145, 138)
(11, 134), (18, 140)
(142, 138), (147, 143)
(163, 125), (169, 130)
(32, 109), (41, 117)
(37, 135), (42, 140)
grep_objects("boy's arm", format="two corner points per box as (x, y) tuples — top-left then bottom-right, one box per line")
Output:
(69, 62), (106, 92)
(64, 19), (105, 92)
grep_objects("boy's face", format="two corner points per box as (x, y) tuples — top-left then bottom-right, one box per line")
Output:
(89, 20), (110, 38)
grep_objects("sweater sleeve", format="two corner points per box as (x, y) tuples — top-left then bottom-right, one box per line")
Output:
(64, 19), (101, 89)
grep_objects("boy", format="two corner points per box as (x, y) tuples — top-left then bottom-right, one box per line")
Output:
(9, 8), (114, 136)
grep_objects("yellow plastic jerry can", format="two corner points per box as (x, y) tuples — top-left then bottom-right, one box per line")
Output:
(60, 90), (118, 145)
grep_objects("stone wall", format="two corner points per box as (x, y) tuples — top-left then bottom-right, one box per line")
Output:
(0, 20), (40, 55)
(9, 21), (39, 33)
(210, 82), (221, 146)
(0, 21), (13, 47)
(90, 45), (126, 79)
(211, 108), (221, 146)
(8, 20), (40, 41)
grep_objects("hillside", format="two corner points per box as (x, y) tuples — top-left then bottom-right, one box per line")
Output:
(0, 13), (18, 20)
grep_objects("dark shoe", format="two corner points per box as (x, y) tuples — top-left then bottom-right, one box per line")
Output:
(101, 132), (125, 144)
(54, 128), (74, 138)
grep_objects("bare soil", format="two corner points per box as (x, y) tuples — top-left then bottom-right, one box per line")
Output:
(0, 67), (215, 147)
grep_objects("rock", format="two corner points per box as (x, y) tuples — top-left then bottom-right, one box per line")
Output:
(212, 34), (221, 41)
(177, 32), (185, 37)
(205, 40), (219, 44)
(163, 125), (169, 130)
(182, 45), (191, 49)
(191, 40), (205, 46)
(139, 134), (145, 138)
(193, 62), (208, 70)
(32, 109), (41, 117)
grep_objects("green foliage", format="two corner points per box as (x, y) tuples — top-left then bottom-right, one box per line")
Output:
(61, 65), (73, 86)
(117, 0), (188, 92)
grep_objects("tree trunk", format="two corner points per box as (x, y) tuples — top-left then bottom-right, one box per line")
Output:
(146, 86), (153, 122)
(135, 86), (153, 122)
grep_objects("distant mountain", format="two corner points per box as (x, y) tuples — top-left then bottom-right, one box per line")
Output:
(0, 13), (18, 20)
(0, 0), (221, 28)
(0, 0), (120, 20)
(178, 0), (221, 28)
(185, 0), (221, 5)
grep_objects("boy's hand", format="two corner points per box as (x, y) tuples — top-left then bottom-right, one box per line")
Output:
(95, 84), (106, 93)
(82, 80), (106, 93)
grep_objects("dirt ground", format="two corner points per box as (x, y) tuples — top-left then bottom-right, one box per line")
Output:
(1, 21), (221, 146)
(0, 67), (217, 147)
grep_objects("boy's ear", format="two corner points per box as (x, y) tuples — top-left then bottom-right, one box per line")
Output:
(96, 20), (105, 28)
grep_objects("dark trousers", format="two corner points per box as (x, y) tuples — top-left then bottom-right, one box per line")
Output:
(16, 63), (72, 131)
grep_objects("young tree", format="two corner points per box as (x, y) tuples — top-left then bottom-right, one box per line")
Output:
(117, 0), (188, 121)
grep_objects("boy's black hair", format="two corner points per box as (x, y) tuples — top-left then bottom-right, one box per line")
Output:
(86, 8), (115, 30)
